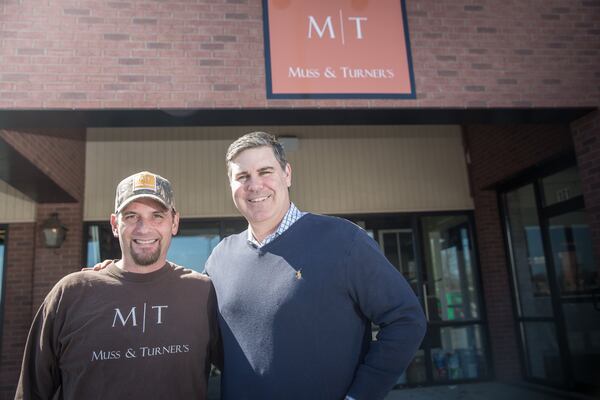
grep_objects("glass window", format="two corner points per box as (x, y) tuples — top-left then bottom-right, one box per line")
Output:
(85, 220), (245, 270)
(86, 224), (121, 267)
(548, 210), (600, 387)
(541, 166), (582, 206)
(521, 321), (563, 381)
(561, 301), (600, 387)
(379, 229), (417, 293)
(221, 219), (247, 239)
(504, 184), (553, 318)
(167, 225), (221, 273)
(502, 163), (600, 392)
(548, 211), (598, 294)
(429, 324), (488, 381)
(397, 349), (427, 386)
(421, 216), (481, 321)
(0, 227), (5, 302)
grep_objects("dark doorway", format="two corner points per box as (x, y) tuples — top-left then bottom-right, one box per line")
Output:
(501, 163), (600, 395)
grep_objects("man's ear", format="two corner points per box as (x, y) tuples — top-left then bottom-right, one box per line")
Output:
(110, 214), (119, 238)
(171, 211), (180, 236)
(285, 163), (292, 188)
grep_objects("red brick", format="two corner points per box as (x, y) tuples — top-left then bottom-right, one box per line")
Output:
(466, 124), (573, 381)
(572, 111), (600, 262)
(0, 127), (86, 397)
(0, 128), (85, 201)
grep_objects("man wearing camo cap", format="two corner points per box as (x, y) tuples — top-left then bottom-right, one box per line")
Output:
(15, 171), (221, 400)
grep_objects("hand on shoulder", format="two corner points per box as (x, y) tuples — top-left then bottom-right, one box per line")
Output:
(80, 259), (112, 272)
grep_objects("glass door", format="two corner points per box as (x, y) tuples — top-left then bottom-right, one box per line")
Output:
(420, 216), (489, 384)
(373, 216), (489, 386)
(0, 226), (6, 343)
(378, 229), (427, 385)
(547, 210), (600, 391)
(502, 164), (599, 395)
(503, 184), (564, 383)
(379, 229), (418, 293)
(0, 227), (5, 302)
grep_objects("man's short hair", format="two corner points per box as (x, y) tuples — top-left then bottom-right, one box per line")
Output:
(226, 131), (288, 177)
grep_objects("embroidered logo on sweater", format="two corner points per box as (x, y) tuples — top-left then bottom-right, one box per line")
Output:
(295, 269), (302, 280)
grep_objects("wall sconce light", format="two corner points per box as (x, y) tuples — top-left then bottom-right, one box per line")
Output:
(41, 213), (68, 248)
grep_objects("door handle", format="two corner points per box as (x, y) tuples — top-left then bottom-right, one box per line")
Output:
(422, 283), (430, 320)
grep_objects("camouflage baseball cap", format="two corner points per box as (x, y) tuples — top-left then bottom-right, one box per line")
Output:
(114, 171), (175, 213)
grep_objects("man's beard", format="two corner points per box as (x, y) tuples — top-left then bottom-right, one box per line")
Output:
(130, 243), (161, 266)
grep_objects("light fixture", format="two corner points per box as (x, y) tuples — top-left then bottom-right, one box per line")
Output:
(41, 213), (68, 248)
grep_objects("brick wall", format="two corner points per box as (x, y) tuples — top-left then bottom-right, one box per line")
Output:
(0, 0), (598, 109)
(0, 210), (83, 400)
(0, 128), (85, 399)
(31, 204), (85, 309)
(0, 224), (34, 399)
(464, 124), (573, 381)
(0, 129), (86, 201)
(572, 111), (600, 262)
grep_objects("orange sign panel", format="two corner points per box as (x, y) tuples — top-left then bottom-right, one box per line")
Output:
(263, 0), (415, 98)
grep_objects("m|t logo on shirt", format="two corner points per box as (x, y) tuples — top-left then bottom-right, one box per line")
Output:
(112, 303), (168, 333)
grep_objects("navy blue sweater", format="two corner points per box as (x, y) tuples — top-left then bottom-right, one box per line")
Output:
(205, 214), (426, 400)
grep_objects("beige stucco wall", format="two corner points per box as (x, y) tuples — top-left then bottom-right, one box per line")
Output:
(0, 180), (36, 223)
(84, 125), (473, 221)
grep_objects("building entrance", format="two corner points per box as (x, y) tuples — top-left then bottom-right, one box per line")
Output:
(501, 164), (600, 395)
(349, 213), (490, 387)
(0, 226), (5, 341)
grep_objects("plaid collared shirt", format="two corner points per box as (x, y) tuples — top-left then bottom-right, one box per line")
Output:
(247, 202), (305, 248)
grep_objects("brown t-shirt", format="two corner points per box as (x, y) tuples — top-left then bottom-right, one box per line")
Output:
(15, 262), (221, 400)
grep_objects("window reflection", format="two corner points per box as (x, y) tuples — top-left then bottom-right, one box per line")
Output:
(522, 321), (563, 381)
(167, 226), (220, 272)
(548, 210), (600, 387)
(86, 220), (245, 271)
(422, 216), (480, 321)
(549, 211), (598, 294)
(397, 349), (426, 385)
(379, 229), (417, 293)
(430, 324), (487, 381)
(0, 227), (5, 302)
(504, 185), (553, 318)
(86, 224), (120, 267)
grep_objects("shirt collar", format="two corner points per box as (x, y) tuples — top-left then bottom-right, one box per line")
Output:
(247, 202), (304, 248)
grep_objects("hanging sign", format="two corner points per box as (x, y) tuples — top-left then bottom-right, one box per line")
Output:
(263, 0), (416, 99)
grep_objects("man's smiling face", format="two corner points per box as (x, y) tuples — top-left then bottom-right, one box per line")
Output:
(111, 197), (179, 272)
(229, 146), (292, 239)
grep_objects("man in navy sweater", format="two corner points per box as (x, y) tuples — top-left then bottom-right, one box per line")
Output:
(205, 132), (426, 400)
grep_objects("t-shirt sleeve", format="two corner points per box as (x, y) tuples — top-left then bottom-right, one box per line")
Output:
(15, 287), (62, 400)
(203, 251), (213, 277)
(344, 228), (427, 400)
(207, 281), (223, 371)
